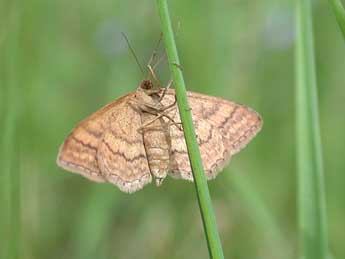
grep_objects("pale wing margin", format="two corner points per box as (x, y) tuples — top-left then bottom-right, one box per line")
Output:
(161, 89), (262, 181)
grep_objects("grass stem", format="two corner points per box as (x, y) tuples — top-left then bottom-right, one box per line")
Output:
(295, 0), (329, 258)
(156, 1), (224, 258)
(330, 0), (345, 40)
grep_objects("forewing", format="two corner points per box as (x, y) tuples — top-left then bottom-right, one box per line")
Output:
(97, 102), (152, 193)
(57, 95), (129, 182)
(162, 89), (262, 180)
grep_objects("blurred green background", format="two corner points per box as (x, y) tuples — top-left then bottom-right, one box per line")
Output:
(1, 0), (344, 258)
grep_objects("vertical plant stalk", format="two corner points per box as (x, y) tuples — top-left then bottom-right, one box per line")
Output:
(330, 0), (345, 40)
(156, 1), (224, 258)
(1, 3), (21, 259)
(295, 0), (328, 259)
(227, 173), (292, 259)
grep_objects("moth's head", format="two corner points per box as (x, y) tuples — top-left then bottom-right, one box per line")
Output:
(138, 79), (161, 96)
(140, 79), (154, 91)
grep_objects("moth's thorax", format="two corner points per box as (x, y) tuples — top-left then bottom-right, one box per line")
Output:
(132, 80), (163, 111)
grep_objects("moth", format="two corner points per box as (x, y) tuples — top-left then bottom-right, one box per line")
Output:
(57, 75), (262, 193)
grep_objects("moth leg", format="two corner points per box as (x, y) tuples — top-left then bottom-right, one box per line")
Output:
(134, 92), (176, 112)
(142, 98), (176, 112)
(143, 110), (181, 131)
(137, 113), (165, 133)
(139, 109), (182, 131)
(140, 121), (182, 131)
(129, 95), (176, 115)
(141, 101), (162, 111)
(147, 64), (161, 88)
(147, 33), (162, 68)
(159, 79), (173, 102)
(160, 94), (176, 111)
(131, 98), (175, 112)
(160, 113), (183, 131)
(152, 53), (166, 70)
(167, 121), (183, 130)
(128, 99), (160, 111)
(149, 52), (172, 103)
(173, 62), (183, 71)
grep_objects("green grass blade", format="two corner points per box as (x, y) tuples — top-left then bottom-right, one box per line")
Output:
(330, 0), (345, 40)
(156, 1), (224, 258)
(73, 189), (119, 259)
(295, 0), (329, 258)
(226, 172), (292, 259)
(1, 3), (21, 259)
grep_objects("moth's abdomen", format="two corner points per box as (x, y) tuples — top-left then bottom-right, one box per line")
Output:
(140, 113), (171, 185)
(146, 146), (170, 172)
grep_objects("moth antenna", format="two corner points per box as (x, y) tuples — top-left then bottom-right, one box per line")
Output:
(121, 32), (145, 76)
(152, 23), (180, 70)
(153, 53), (166, 70)
(147, 64), (161, 87)
(147, 33), (163, 71)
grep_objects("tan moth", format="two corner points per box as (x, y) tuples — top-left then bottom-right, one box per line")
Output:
(57, 76), (262, 193)
(57, 39), (262, 193)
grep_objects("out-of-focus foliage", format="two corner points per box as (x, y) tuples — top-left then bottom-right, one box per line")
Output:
(330, 0), (345, 40)
(0, 0), (344, 258)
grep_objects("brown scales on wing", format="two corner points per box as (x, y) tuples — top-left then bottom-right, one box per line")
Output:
(161, 89), (263, 181)
(57, 94), (131, 182)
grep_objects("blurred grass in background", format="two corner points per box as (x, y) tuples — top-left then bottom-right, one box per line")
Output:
(1, 0), (344, 258)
